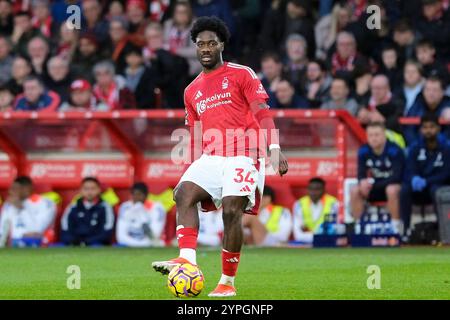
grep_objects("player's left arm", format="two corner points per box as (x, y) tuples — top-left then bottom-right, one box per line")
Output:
(251, 101), (288, 176)
(239, 67), (288, 176)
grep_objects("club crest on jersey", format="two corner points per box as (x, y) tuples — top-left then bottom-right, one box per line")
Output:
(222, 77), (229, 89)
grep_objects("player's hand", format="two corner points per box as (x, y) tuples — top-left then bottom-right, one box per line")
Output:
(270, 149), (288, 177)
(359, 179), (373, 197)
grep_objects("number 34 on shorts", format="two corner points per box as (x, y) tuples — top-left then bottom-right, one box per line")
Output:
(230, 167), (257, 194)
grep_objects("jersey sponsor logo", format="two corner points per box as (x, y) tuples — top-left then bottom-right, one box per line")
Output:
(222, 77), (229, 89)
(196, 92), (232, 115)
(194, 90), (203, 100)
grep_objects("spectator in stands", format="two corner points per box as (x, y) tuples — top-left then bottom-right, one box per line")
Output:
(0, 36), (13, 84)
(273, 78), (309, 109)
(60, 79), (107, 111)
(320, 76), (358, 115)
(0, 85), (14, 111)
(401, 113), (450, 234)
(304, 59), (332, 108)
(11, 11), (41, 57)
(44, 56), (74, 103)
(260, 52), (284, 107)
(26, 36), (50, 77)
(357, 74), (404, 133)
(292, 177), (339, 244)
(259, 0), (315, 58)
(0, 0), (13, 36)
(354, 70), (373, 104)
(0, 176), (56, 248)
(242, 186), (293, 247)
(405, 76), (450, 144)
(14, 75), (61, 111)
(5, 56), (32, 96)
(72, 33), (104, 81)
(192, 0), (236, 38)
(163, 0), (201, 77)
(198, 209), (224, 247)
(314, 3), (352, 60)
(407, 76), (450, 117)
(31, 0), (58, 39)
(328, 31), (369, 82)
(396, 60), (425, 116)
(81, 0), (110, 46)
(283, 34), (308, 92)
(127, 0), (150, 47)
(392, 20), (418, 66)
(143, 22), (188, 108)
(379, 45), (403, 92)
(415, 39), (449, 85)
(350, 122), (405, 233)
(416, 0), (450, 62)
(124, 46), (157, 109)
(106, 1), (126, 21)
(107, 16), (134, 75)
(116, 182), (166, 247)
(56, 22), (79, 61)
(60, 177), (115, 246)
(92, 60), (136, 110)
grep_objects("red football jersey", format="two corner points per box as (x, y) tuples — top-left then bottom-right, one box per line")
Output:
(184, 62), (269, 159)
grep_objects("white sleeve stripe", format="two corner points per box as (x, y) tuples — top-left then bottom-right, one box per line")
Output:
(103, 204), (115, 230)
(61, 204), (75, 231)
(227, 63), (258, 79)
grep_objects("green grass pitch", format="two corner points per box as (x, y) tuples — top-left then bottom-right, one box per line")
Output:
(0, 247), (449, 300)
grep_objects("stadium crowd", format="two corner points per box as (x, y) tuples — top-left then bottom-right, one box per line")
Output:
(1, 0), (450, 246)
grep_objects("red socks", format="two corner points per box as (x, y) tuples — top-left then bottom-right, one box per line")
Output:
(222, 249), (241, 277)
(176, 227), (198, 249)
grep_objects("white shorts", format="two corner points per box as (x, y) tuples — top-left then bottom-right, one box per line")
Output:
(176, 155), (265, 212)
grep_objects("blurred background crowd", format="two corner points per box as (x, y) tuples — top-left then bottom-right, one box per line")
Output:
(0, 0), (449, 145)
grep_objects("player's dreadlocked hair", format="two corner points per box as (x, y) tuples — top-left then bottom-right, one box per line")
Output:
(190, 16), (231, 44)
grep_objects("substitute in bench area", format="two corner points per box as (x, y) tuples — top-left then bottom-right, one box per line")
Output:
(60, 177), (115, 246)
(0, 176), (56, 247)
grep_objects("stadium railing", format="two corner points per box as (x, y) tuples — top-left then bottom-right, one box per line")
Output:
(0, 110), (366, 222)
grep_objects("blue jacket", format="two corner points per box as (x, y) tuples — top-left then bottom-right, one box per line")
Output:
(358, 141), (405, 189)
(60, 198), (115, 245)
(403, 95), (450, 145)
(404, 134), (450, 186)
(14, 90), (61, 111)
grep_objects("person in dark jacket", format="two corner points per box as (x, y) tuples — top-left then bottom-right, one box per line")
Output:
(123, 45), (157, 109)
(60, 177), (115, 246)
(273, 78), (309, 109)
(400, 114), (450, 233)
(404, 76), (450, 144)
(14, 75), (61, 111)
(415, 0), (450, 62)
(44, 56), (74, 103)
(350, 122), (405, 233)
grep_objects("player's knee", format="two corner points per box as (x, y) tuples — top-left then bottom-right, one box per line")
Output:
(174, 185), (196, 208)
(222, 206), (244, 225)
(350, 185), (361, 199)
(386, 184), (400, 198)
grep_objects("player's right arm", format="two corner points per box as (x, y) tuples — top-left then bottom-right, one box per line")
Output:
(184, 89), (202, 164)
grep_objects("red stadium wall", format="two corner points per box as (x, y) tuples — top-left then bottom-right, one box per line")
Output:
(0, 110), (366, 242)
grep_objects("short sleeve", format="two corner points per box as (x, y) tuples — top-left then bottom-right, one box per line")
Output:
(184, 89), (199, 126)
(239, 67), (269, 106)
